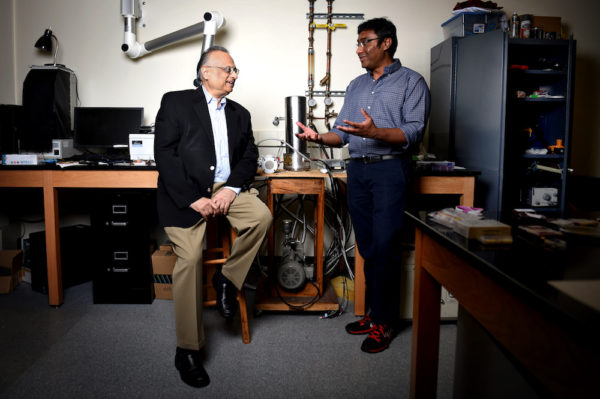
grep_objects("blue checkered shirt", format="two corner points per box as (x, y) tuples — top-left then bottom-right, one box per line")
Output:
(332, 59), (430, 157)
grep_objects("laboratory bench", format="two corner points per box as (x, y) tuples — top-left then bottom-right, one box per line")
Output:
(407, 209), (600, 398)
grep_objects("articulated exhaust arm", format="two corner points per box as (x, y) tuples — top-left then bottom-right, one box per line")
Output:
(120, 0), (224, 59)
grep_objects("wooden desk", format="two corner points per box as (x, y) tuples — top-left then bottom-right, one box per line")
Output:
(0, 168), (158, 306)
(0, 168), (475, 309)
(348, 171), (477, 316)
(407, 211), (600, 398)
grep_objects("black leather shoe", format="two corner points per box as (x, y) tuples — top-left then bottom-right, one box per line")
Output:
(212, 268), (238, 319)
(175, 347), (210, 388)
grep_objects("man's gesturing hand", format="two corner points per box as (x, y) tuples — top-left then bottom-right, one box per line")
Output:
(295, 122), (322, 143)
(337, 108), (377, 138)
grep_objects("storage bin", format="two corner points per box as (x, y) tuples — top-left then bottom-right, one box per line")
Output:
(442, 12), (502, 38)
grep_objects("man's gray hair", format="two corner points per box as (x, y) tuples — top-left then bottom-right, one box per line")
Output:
(196, 45), (229, 73)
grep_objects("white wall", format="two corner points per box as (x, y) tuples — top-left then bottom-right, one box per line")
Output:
(2, 0), (600, 176)
(0, 0), (16, 103)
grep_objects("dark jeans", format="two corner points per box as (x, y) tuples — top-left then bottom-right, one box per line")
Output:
(347, 158), (410, 325)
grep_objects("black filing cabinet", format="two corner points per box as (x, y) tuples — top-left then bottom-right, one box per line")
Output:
(91, 190), (156, 304)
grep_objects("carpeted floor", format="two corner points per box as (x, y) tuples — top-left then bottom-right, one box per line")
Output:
(0, 281), (457, 398)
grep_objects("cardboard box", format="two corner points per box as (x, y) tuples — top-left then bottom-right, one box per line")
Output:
(0, 250), (23, 294)
(151, 244), (219, 301)
(151, 245), (176, 300)
(531, 16), (562, 37)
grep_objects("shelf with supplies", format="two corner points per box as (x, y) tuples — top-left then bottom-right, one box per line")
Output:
(505, 34), (575, 216)
(520, 153), (563, 160)
(430, 30), (575, 219)
(513, 97), (566, 103)
(512, 69), (567, 76)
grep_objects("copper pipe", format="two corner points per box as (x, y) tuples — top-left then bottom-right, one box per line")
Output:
(324, 0), (334, 146)
(307, 0), (316, 126)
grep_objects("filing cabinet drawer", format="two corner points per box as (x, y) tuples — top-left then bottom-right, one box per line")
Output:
(93, 276), (154, 304)
(91, 189), (156, 231)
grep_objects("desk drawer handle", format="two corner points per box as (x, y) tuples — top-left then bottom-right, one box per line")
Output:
(112, 267), (130, 273)
(113, 251), (129, 261)
(112, 205), (128, 214)
(110, 221), (128, 227)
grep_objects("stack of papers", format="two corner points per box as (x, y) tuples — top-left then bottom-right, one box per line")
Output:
(429, 207), (513, 244)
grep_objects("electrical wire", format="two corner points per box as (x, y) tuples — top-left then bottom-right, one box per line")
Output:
(322, 276), (350, 319)
(275, 279), (321, 310)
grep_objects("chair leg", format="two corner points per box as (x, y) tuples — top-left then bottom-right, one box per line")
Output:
(203, 219), (251, 344)
(229, 225), (250, 344)
(237, 290), (250, 344)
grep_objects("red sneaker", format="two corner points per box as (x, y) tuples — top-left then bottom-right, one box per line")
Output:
(345, 315), (376, 335)
(360, 323), (392, 353)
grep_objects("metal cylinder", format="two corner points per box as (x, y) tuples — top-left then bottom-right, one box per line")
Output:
(282, 219), (293, 235)
(284, 96), (310, 171)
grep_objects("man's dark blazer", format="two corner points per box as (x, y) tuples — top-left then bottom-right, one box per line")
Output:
(154, 88), (258, 228)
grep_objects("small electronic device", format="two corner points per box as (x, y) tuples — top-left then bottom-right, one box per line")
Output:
(2, 153), (41, 165)
(43, 139), (79, 159)
(128, 133), (154, 161)
(527, 187), (558, 207)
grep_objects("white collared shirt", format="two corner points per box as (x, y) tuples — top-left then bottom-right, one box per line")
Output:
(202, 86), (240, 195)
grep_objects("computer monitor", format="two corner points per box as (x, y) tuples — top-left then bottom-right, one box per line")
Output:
(73, 107), (144, 150)
(0, 104), (23, 154)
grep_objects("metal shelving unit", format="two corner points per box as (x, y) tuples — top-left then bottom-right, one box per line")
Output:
(430, 30), (576, 219)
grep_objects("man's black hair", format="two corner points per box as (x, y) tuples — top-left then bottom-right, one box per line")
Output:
(357, 18), (398, 58)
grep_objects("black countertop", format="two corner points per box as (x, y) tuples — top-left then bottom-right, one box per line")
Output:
(0, 163), (156, 171)
(1, 162), (481, 175)
(406, 210), (600, 352)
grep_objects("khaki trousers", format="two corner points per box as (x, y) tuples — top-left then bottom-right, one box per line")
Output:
(164, 183), (272, 350)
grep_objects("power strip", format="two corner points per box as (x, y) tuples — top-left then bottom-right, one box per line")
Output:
(2, 154), (41, 165)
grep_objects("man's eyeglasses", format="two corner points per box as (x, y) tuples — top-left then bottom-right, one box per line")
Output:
(204, 65), (240, 75)
(356, 37), (379, 49)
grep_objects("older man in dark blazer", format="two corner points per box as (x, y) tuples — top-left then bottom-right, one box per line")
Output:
(154, 46), (272, 388)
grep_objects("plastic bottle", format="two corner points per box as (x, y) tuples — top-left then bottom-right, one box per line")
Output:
(499, 13), (508, 32)
(510, 12), (520, 38)
(520, 14), (532, 38)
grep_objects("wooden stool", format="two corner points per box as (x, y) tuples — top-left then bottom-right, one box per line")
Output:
(203, 218), (251, 344)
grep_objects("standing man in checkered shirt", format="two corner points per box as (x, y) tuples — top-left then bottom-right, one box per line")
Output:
(296, 17), (430, 353)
